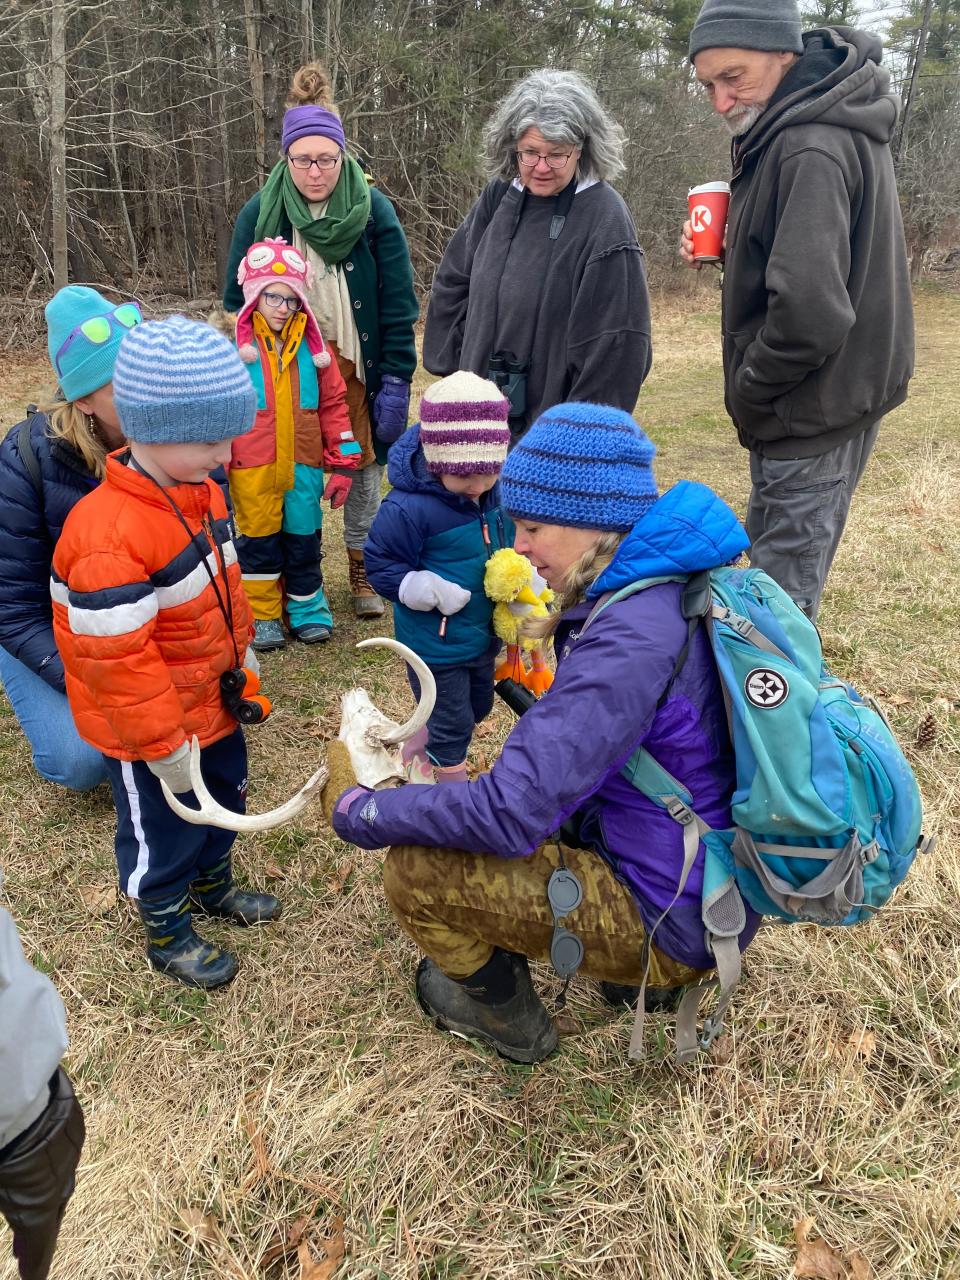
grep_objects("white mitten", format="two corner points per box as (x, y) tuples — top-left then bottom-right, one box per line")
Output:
(399, 570), (471, 616)
(146, 741), (194, 795)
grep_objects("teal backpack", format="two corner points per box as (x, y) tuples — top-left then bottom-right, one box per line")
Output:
(582, 566), (932, 1063)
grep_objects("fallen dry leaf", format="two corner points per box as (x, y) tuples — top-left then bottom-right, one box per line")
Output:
(327, 860), (355, 895)
(79, 883), (116, 914)
(259, 1212), (315, 1270)
(847, 1029), (877, 1062)
(177, 1207), (226, 1247)
(709, 1032), (734, 1064)
(245, 1113), (271, 1181)
(847, 1251), (872, 1280)
(176, 1207), (250, 1279)
(263, 860), (285, 880)
(794, 1217), (845, 1279)
(297, 1217), (345, 1280)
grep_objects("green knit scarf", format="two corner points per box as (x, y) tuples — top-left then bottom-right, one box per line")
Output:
(255, 153), (372, 264)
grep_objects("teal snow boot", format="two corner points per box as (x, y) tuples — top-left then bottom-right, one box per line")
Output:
(137, 892), (238, 989)
(190, 855), (281, 926)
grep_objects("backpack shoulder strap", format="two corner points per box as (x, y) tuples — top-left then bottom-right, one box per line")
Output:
(580, 575), (683, 637)
(17, 418), (43, 501)
(582, 572), (706, 712)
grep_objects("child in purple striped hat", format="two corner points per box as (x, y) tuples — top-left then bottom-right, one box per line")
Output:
(363, 372), (513, 783)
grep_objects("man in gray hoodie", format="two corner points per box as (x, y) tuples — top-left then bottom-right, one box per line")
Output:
(681, 0), (914, 620)
(0, 877), (84, 1279)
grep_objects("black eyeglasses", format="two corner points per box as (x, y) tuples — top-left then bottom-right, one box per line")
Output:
(260, 292), (302, 311)
(516, 148), (574, 170)
(288, 153), (342, 172)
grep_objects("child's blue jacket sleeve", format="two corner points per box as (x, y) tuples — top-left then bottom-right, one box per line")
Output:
(363, 495), (425, 602)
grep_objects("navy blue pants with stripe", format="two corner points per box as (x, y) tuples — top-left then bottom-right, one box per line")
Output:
(103, 728), (247, 902)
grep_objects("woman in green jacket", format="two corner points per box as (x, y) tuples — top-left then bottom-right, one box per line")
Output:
(223, 63), (419, 618)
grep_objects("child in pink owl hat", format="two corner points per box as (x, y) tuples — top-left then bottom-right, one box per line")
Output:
(235, 236), (331, 368)
(230, 236), (361, 650)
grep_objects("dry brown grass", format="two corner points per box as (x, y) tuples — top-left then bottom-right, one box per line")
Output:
(1, 287), (959, 1279)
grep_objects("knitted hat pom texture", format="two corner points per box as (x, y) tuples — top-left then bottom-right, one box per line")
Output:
(419, 371), (511, 476)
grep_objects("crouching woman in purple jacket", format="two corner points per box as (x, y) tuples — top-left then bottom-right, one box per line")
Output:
(321, 402), (761, 1063)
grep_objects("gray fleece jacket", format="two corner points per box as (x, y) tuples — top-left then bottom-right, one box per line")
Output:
(423, 179), (652, 432)
(0, 875), (68, 1149)
(722, 27), (914, 459)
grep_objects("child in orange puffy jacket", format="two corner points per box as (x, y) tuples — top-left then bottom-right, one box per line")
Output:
(52, 316), (279, 991)
(232, 236), (361, 650)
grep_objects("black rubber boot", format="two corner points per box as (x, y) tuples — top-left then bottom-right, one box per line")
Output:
(190, 856), (281, 926)
(137, 893), (238, 989)
(415, 952), (558, 1064)
(599, 981), (684, 1012)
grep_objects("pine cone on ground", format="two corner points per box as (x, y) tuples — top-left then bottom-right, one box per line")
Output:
(915, 712), (938, 751)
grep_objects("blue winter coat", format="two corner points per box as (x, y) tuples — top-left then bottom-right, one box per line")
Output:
(0, 414), (98, 693)
(336, 480), (762, 969)
(363, 425), (513, 666)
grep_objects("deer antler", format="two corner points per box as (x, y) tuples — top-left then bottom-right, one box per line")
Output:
(160, 737), (328, 832)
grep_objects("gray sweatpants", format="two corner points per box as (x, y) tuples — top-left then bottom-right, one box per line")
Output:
(746, 422), (880, 622)
(342, 463), (384, 550)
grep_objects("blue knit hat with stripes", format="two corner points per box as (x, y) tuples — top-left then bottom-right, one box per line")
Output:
(113, 315), (256, 443)
(500, 402), (658, 531)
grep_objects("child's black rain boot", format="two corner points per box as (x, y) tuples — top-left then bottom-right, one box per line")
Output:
(415, 949), (558, 1064)
(190, 855), (281, 926)
(136, 892), (238, 988)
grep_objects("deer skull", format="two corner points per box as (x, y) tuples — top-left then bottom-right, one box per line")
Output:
(160, 637), (436, 832)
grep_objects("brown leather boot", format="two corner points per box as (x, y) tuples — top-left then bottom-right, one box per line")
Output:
(347, 548), (385, 619)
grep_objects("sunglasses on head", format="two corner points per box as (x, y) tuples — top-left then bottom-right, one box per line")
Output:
(54, 302), (142, 377)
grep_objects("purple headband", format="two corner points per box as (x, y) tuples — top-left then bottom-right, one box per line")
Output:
(281, 106), (346, 154)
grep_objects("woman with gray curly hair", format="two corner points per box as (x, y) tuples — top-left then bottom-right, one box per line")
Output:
(423, 69), (652, 438)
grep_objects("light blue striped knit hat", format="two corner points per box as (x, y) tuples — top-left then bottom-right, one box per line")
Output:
(501, 402), (658, 531)
(112, 315), (256, 443)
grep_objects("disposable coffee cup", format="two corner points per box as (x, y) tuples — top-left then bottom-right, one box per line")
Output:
(687, 181), (730, 262)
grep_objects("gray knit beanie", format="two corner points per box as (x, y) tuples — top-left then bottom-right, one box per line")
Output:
(689, 0), (803, 61)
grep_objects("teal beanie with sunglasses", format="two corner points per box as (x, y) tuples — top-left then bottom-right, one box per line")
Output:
(45, 285), (139, 402)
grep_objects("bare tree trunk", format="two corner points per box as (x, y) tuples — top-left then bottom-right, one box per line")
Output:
(50, 0), (68, 289)
(243, 0), (266, 179)
(210, 0), (232, 211)
(323, 0), (343, 97)
(897, 0), (934, 164)
(103, 30), (138, 283)
(301, 0), (315, 64)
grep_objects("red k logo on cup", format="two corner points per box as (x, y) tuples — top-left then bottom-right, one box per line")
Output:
(690, 204), (714, 234)
(687, 181), (730, 262)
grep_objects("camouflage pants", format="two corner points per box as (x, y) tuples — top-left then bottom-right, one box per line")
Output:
(383, 841), (704, 988)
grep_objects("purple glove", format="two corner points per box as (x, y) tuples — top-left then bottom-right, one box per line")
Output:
(373, 374), (410, 444)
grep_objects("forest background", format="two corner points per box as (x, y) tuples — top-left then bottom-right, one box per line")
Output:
(2, 0), (959, 311)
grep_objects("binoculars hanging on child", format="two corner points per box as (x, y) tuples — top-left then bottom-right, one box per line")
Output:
(220, 666), (271, 725)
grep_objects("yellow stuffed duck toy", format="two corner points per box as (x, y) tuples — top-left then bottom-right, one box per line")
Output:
(484, 548), (555, 695)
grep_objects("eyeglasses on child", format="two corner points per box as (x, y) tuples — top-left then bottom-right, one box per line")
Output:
(259, 292), (303, 312)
